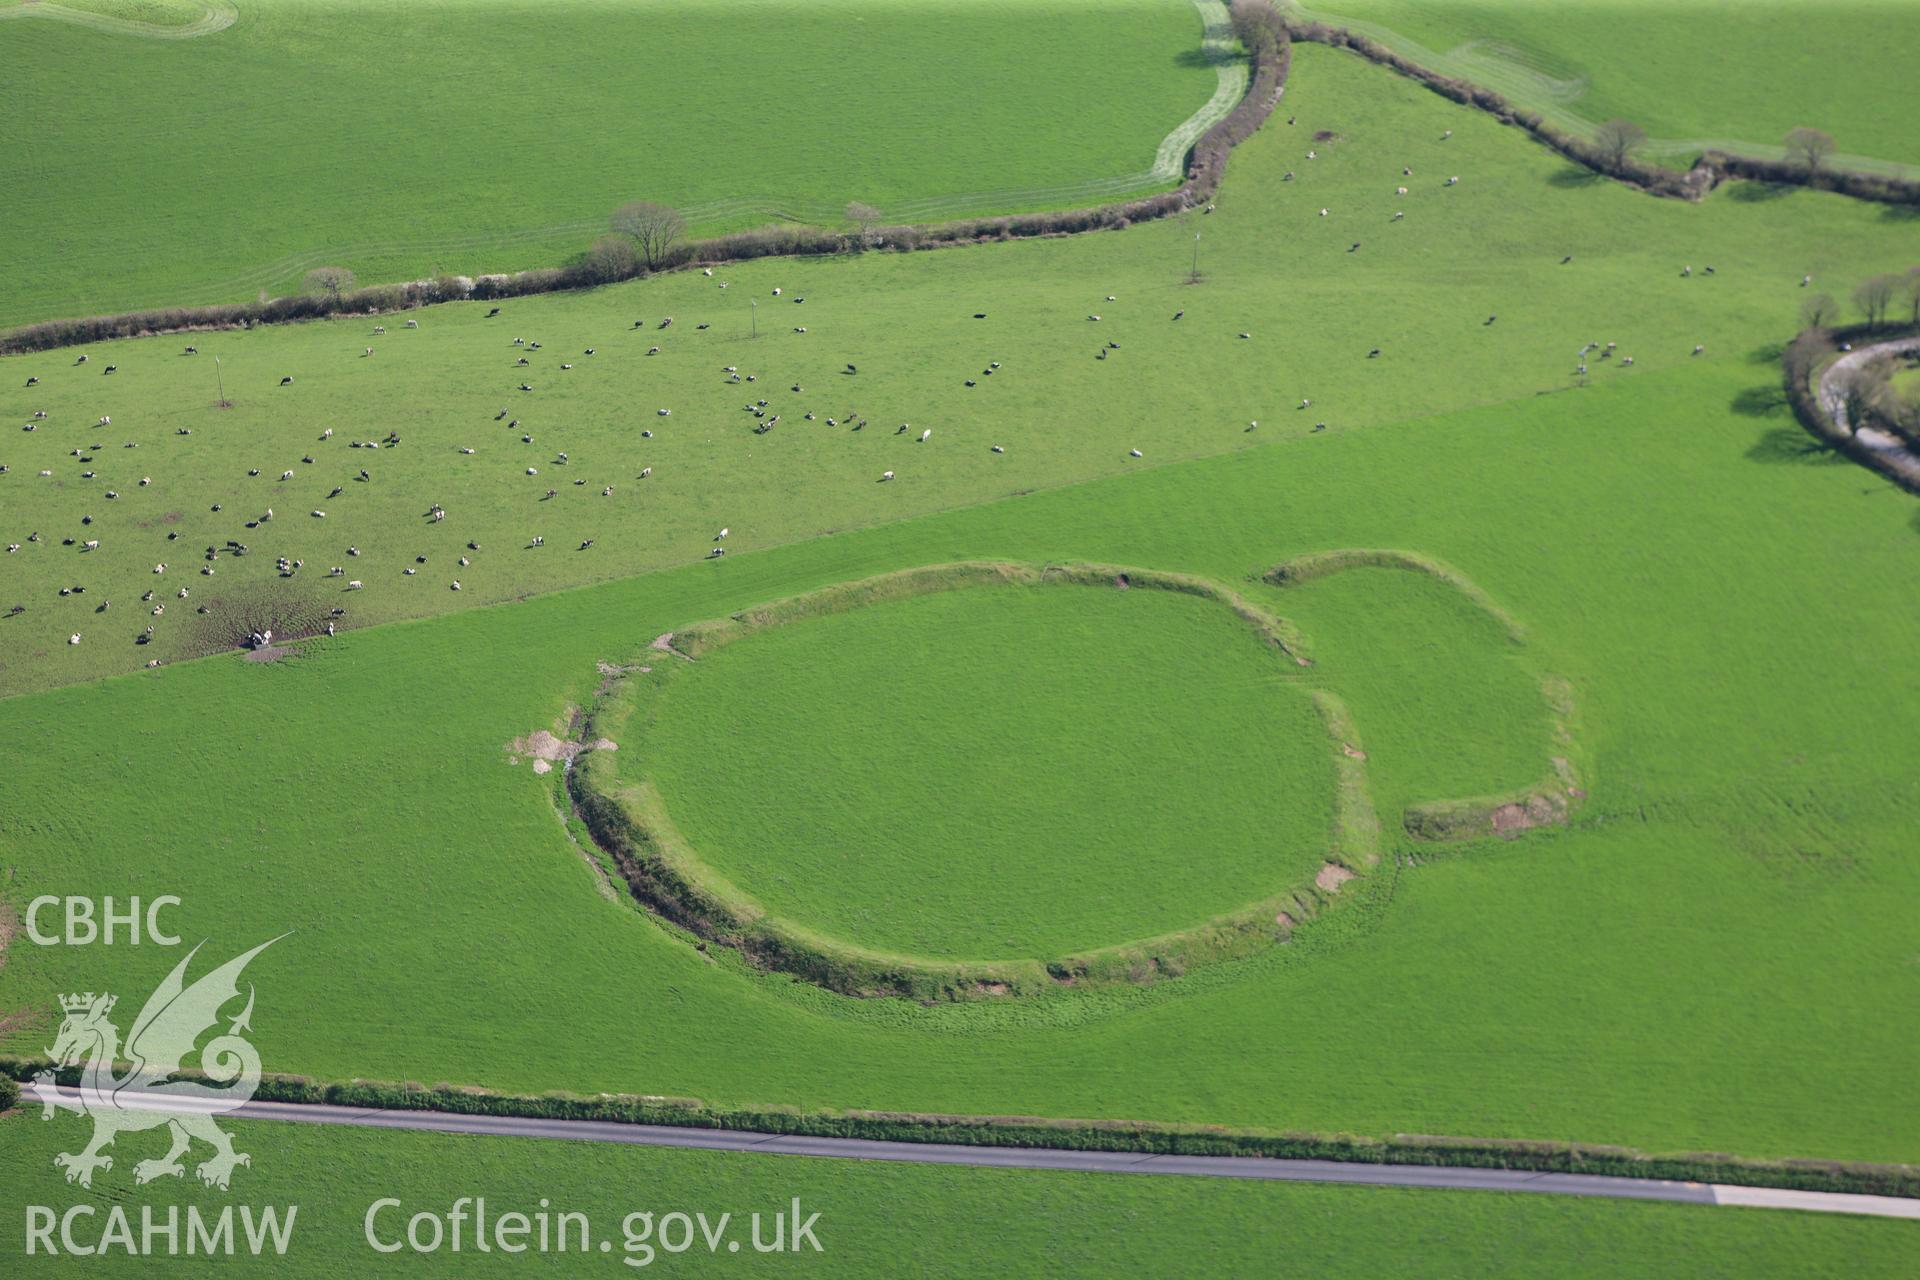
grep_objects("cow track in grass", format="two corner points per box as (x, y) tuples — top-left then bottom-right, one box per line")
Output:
(555, 558), (1583, 1002)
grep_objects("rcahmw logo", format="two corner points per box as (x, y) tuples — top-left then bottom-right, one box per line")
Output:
(23, 937), (300, 1259)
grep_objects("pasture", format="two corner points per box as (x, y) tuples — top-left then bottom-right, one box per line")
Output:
(5, 44), (1917, 696)
(1295, 0), (1920, 170)
(2, 354), (1915, 1163)
(632, 573), (1345, 962)
(0, 0), (1219, 328)
(5, 1114), (1914, 1277)
(0, 21), (1917, 1273)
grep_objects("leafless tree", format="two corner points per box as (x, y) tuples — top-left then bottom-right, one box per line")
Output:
(1799, 292), (1837, 330)
(1853, 273), (1898, 328)
(1592, 119), (1647, 169)
(610, 201), (687, 270)
(1784, 126), (1836, 174)
(1905, 265), (1920, 326)
(304, 266), (356, 303)
(845, 201), (883, 250)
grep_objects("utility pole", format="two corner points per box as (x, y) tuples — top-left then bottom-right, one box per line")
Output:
(750, 298), (758, 339)
(214, 355), (230, 408)
(1190, 232), (1202, 284)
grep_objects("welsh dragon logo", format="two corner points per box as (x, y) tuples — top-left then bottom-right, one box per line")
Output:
(29, 937), (282, 1190)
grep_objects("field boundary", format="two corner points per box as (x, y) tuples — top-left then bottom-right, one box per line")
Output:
(1285, 17), (1920, 208)
(572, 560), (1380, 1002)
(0, 19), (1292, 354)
(1290, 3), (1917, 179)
(109, 0), (1247, 313)
(8, 4), (1920, 356)
(7, 1062), (1917, 1201)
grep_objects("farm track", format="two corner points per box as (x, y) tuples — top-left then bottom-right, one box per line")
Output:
(147, 0), (1246, 309)
(1291, 3), (1918, 178)
(0, 1), (236, 39)
(50, 1087), (1920, 1220)
(1815, 335), (1920, 489)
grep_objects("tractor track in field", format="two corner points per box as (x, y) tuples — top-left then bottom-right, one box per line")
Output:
(40, 1087), (1920, 1220)
(0, 1), (236, 39)
(141, 0), (1248, 308)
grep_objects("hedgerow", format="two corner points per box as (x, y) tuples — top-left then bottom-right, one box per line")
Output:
(5, 1056), (1915, 1199)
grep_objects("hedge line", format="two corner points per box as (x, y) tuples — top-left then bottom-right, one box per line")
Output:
(1287, 19), (1920, 208)
(0, 26), (1290, 357)
(1701, 150), (1920, 207)
(1285, 19), (1710, 200)
(6, 1056), (1916, 1200)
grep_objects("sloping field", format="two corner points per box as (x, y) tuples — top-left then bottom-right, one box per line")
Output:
(2, 357), (1915, 1165)
(1, 32), (1917, 1239)
(0, 0), (1219, 328)
(6, 45), (1916, 695)
(1297, 0), (1920, 170)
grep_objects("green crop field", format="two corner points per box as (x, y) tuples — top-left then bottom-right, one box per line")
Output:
(3, 8), (1917, 1273)
(1295, 0), (1920, 170)
(0, 0), (1220, 328)
(5, 1114), (1912, 1277)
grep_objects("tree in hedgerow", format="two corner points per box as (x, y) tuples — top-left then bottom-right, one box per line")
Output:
(1853, 273), (1898, 328)
(583, 234), (638, 283)
(610, 201), (687, 270)
(1592, 119), (1647, 169)
(1905, 264), (1920, 326)
(1799, 292), (1837, 331)
(1784, 126), (1836, 174)
(304, 266), (356, 303)
(1228, 0), (1287, 59)
(845, 202), (883, 250)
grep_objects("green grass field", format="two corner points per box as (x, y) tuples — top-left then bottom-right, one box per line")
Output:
(1296, 0), (1920, 170)
(4, 1114), (1912, 1277)
(2, 28), (1919, 1280)
(0, 0), (1219, 328)
(6, 43), (1916, 696)
(3, 44), (1918, 1178)
(641, 578), (1335, 960)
